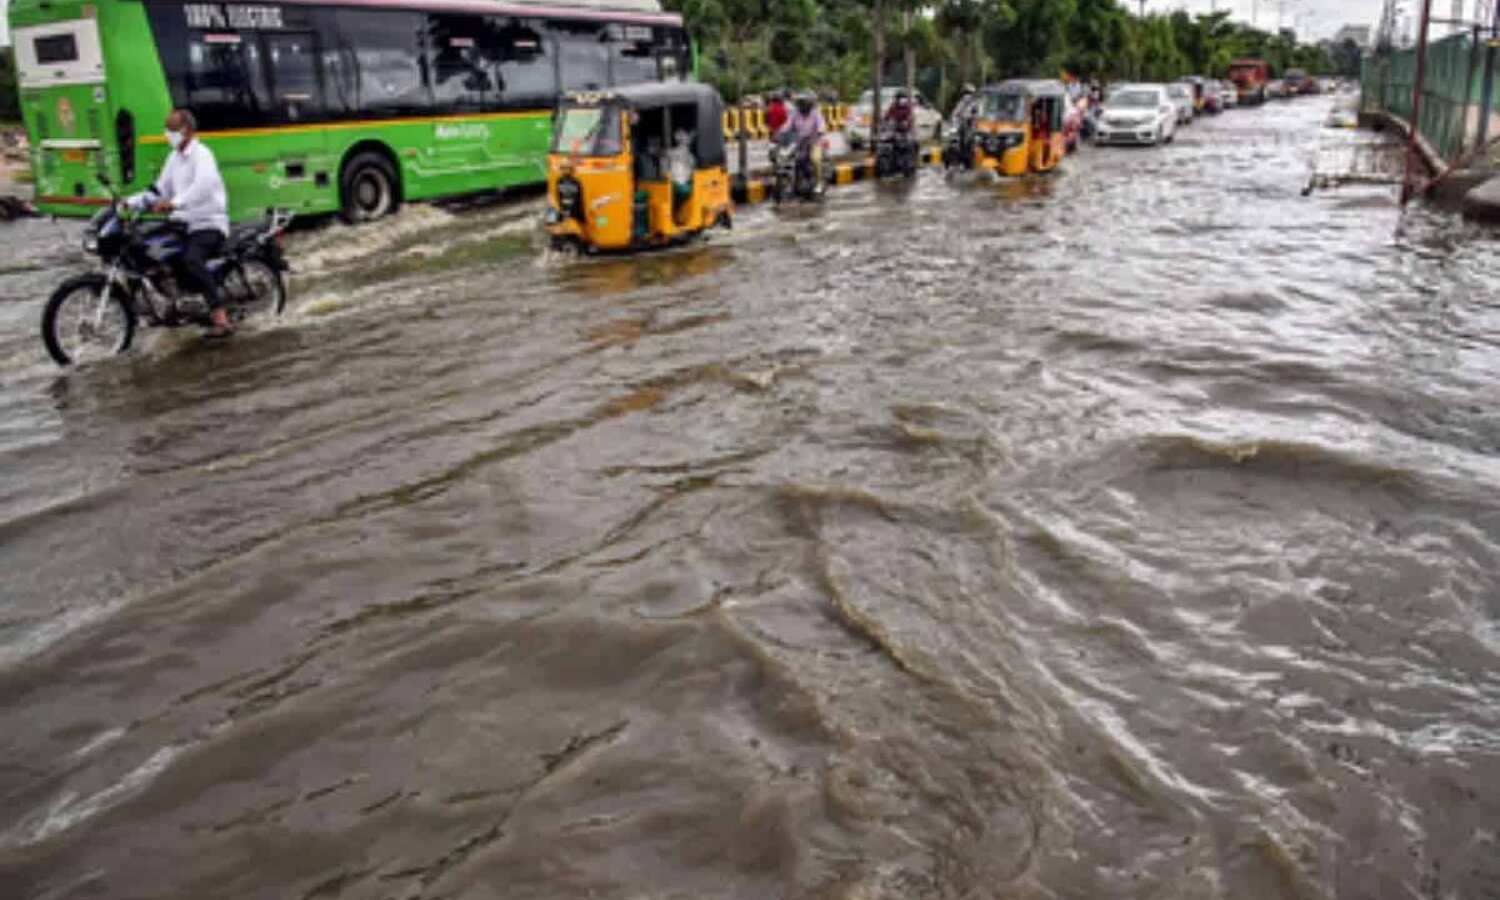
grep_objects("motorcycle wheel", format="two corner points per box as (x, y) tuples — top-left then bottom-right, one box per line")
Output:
(223, 258), (287, 322)
(42, 274), (135, 367)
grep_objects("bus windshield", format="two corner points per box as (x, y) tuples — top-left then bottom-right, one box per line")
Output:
(553, 106), (623, 156)
(980, 92), (1025, 122)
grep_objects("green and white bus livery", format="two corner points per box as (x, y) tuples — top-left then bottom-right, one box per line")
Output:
(8, 0), (693, 221)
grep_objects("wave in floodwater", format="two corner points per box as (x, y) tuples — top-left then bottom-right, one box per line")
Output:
(1, 98), (1499, 900)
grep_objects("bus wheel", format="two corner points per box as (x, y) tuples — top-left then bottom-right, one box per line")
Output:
(340, 153), (399, 223)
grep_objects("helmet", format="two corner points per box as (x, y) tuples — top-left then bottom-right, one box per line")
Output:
(895, 91), (911, 105)
(961, 83), (977, 96)
(795, 91), (815, 113)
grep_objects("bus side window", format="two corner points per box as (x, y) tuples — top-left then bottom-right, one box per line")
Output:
(318, 14), (359, 121)
(657, 28), (691, 82)
(146, 5), (272, 130)
(186, 36), (272, 129)
(427, 14), (493, 113)
(490, 18), (554, 111)
(333, 9), (430, 117)
(606, 23), (658, 87)
(265, 33), (324, 122)
(552, 20), (609, 94)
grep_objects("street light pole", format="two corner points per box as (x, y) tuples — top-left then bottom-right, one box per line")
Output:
(1401, 0), (1435, 206)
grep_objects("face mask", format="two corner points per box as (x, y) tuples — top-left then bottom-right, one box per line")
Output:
(165, 129), (184, 149)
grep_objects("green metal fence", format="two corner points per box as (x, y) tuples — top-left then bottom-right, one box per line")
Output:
(1363, 33), (1500, 163)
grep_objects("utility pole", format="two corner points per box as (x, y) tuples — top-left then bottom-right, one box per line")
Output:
(1401, 0), (1434, 206)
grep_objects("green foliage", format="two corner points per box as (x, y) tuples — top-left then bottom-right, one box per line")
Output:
(662, 0), (1335, 104)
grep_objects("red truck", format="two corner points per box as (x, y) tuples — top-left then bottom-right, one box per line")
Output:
(1229, 58), (1270, 106)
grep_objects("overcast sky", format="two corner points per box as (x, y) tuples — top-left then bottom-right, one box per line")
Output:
(1140, 0), (1387, 41)
(0, 0), (1407, 49)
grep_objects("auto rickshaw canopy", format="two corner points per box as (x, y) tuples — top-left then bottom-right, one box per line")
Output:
(558, 82), (727, 169)
(982, 79), (1068, 131)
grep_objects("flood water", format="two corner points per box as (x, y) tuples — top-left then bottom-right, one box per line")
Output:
(2, 98), (1499, 900)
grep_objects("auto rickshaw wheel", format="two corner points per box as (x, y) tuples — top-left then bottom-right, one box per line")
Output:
(550, 236), (584, 257)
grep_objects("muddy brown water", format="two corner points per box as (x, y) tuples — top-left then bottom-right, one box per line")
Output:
(2, 98), (1499, 900)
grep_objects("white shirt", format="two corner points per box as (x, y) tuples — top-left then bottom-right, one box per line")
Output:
(135, 139), (229, 235)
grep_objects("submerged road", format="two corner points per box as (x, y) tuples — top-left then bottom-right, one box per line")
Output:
(2, 98), (1499, 899)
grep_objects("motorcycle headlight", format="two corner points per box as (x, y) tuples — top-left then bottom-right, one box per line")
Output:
(81, 231), (98, 253)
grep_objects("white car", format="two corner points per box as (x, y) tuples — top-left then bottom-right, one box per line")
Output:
(1219, 80), (1239, 109)
(845, 88), (944, 148)
(1167, 83), (1195, 124)
(1094, 84), (1177, 146)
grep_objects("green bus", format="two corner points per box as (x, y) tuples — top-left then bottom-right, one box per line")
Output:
(8, 0), (693, 221)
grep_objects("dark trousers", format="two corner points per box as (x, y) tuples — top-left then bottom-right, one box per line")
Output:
(178, 229), (225, 309)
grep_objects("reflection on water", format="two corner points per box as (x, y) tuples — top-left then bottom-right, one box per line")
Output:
(2, 99), (1499, 900)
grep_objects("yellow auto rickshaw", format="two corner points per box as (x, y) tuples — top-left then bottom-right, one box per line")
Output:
(969, 80), (1069, 176)
(546, 83), (732, 253)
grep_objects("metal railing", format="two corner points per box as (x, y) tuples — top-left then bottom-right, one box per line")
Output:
(1363, 31), (1500, 164)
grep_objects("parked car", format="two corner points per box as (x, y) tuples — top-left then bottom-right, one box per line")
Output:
(1266, 79), (1287, 99)
(1094, 84), (1177, 146)
(1202, 82), (1224, 114)
(845, 88), (944, 148)
(1218, 80), (1239, 109)
(1167, 83), (1196, 124)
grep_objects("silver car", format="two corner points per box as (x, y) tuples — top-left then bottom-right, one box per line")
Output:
(1095, 84), (1178, 146)
(1167, 83), (1195, 124)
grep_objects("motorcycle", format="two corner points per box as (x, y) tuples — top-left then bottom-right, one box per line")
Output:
(41, 176), (292, 367)
(875, 125), (920, 179)
(768, 131), (823, 203)
(943, 118), (977, 172)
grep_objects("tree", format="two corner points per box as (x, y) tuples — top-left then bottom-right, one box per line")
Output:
(984, 0), (1076, 79)
(937, 0), (1007, 93)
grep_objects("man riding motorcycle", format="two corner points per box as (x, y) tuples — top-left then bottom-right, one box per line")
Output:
(127, 108), (234, 337)
(947, 83), (981, 170)
(878, 91), (921, 177)
(883, 91), (915, 135)
(775, 91), (827, 193)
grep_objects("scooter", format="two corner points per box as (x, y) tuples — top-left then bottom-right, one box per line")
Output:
(769, 132), (823, 203)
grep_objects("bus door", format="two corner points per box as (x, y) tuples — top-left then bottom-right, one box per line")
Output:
(262, 31), (329, 212)
(12, 17), (112, 206)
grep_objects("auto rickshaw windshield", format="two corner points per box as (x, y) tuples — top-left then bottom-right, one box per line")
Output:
(553, 105), (624, 156)
(980, 92), (1026, 122)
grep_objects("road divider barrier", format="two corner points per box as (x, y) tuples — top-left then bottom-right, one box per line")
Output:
(722, 105), (854, 141)
(747, 108), (769, 141)
(726, 105), (858, 141)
